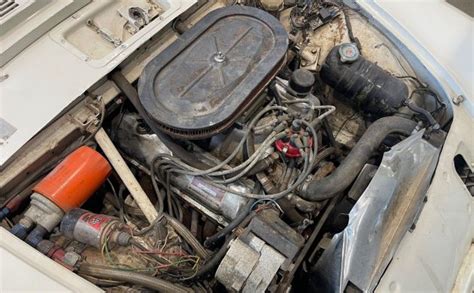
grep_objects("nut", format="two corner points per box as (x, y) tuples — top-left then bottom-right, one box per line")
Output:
(452, 95), (465, 105)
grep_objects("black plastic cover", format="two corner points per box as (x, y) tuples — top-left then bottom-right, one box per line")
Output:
(320, 44), (408, 116)
(138, 6), (288, 139)
(241, 209), (304, 260)
(290, 69), (315, 95)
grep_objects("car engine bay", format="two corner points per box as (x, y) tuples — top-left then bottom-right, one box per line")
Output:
(0, 0), (453, 292)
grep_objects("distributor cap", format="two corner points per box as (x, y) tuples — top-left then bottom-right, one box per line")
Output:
(275, 122), (313, 158)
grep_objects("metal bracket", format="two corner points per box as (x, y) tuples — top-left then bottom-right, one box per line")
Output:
(68, 96), (102, 134)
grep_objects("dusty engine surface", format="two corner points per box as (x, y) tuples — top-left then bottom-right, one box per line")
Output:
(1, 2), (449, 293)
(138, 6), (288, 139)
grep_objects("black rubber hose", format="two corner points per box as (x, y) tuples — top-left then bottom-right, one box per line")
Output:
(150, 156), (165, 215)
(203, 199), (255, 249)
(184, 212), (257, 282)
(322, 119), (339, 151)
(300, 116), (417, 201)
(342, 8), (361, 51)
(405, 99), (440, 129)
(79, 264), (192, 293)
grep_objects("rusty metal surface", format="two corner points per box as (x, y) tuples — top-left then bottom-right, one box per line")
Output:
(138, 6), (288, 139)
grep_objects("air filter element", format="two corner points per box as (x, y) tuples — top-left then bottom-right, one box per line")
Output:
(138, 6), (288, 139)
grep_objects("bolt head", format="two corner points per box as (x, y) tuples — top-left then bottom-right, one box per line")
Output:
(452, 95), (465, 105)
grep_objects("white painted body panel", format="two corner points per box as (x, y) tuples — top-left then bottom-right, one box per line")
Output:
(356, 1), (473, 292)
(0, 0), (197, 166)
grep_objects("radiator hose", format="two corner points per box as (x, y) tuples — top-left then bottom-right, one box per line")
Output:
(299, 116), (417, 201)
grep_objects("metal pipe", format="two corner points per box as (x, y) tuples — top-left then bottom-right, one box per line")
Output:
(79, 264), (191, 293)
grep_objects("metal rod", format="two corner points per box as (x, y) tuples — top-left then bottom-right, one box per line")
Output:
(95, 128), (158, 223)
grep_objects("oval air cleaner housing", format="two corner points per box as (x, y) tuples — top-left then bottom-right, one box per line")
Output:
(138, 6), (288, 139)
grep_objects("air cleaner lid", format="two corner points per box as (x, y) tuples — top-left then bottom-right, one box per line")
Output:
(138, 6), (288, 139)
